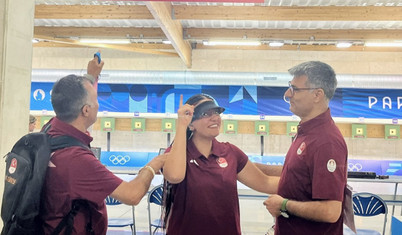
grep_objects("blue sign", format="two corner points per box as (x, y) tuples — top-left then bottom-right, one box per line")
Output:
(31, 82), (402, 119)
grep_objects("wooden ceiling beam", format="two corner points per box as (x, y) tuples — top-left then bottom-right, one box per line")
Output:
(35, 5), (153, 19)
(174, 6), (402, 21)
(34, 26), (402, 41)
(35, 5), (402, 21)
(34, 35), (178, 57)
(34, 26), (166, 39)
(146, 2), (192, 68)
(33, 41), (174, 50)
(186, 28), (402, 41)
(195, 44), (402, 52)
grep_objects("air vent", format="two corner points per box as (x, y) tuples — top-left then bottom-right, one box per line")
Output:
(263, 77), (277, 80)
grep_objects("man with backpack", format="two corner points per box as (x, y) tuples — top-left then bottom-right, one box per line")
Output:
(38, 58), (192, 234)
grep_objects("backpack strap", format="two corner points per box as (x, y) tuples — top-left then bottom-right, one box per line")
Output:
(50, 135), (90, 152)
(42, 122), (90, 152)
(51, 200), (94, 235)
(48, 134), (93, 235)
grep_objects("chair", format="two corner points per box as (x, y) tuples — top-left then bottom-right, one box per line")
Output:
(148, 184), (165, 235)
(105, 196), (136, 235)
(351, 192), (388, 235)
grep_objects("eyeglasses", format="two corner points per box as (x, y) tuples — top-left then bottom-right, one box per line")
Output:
(200, 109), (221, 118)
(288, 81), (319, 96)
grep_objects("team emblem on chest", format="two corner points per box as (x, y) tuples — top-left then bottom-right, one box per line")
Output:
(297, 142), (306, 155)
(216, 157), (228, 168)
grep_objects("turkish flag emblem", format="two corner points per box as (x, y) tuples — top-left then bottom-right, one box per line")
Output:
(216, 157), (228, 168)
(9, 158), (17, 174)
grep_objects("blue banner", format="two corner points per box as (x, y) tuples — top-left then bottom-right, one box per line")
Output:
(31, 82), (402, 119)
(98, 151), (402, 176)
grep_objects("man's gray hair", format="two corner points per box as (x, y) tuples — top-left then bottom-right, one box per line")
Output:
(288, 61), (337, 100)
(51, 75), (92, 123)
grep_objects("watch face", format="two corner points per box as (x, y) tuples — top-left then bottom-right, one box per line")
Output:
(281, 211), (289, 218)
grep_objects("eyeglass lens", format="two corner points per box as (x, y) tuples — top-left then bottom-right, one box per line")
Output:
(201, 109), (220, 118)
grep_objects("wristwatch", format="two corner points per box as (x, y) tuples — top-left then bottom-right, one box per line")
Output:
(280, 198), (289, 218)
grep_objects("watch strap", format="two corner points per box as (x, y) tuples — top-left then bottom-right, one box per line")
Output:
(281, 198), (289, 212)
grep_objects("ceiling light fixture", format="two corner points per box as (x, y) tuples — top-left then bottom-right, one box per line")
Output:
(365, 42), (402, 47)
(268, 42), (284, 47)
(79, 39), (131, 44)
(162, 40), (172, 44)
(203, 40), (261, 46)
(32, 39), (39, 43)
(336, 42), (353, 48)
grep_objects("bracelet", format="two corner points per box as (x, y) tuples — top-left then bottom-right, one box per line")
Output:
(83, 74), (96, 83)
(141, 165), (155, 177)
(281, 198), (289, 212)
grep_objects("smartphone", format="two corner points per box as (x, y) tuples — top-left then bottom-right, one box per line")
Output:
(94, 52), (101, 63)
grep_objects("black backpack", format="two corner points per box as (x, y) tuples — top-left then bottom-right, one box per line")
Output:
(1, 131), (93, 235)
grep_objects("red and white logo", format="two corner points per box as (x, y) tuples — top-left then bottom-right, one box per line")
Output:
(297, 142), (306, 155)
(9, 158), (17, 174)
(216, 157), (228, 168)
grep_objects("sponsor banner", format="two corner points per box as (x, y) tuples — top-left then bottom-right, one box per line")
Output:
(31, 82), (402, 119)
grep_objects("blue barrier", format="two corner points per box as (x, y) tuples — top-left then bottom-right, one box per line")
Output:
(248, 155), (285, 165)
(348, 159), (402, 176)
(100, 152), (402, 176)
(100, 151), (158, 167)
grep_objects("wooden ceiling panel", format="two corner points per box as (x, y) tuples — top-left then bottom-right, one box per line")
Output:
(196, 44), (402, 52)
(34, 26), (166, 39)
(173, 6), (402, 21)
(35, 5), (153, 19)
(185, 28), (402, 41)
(34, 35), (178, 56)
(33, 3), (402, 66)
(34, 41), (174, 50)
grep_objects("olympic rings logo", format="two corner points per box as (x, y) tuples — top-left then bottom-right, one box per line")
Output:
(348, 163), (363, 171)
(109, 155), (131, 165)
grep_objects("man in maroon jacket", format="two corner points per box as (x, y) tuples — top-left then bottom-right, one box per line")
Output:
(40, 58), (193, 234)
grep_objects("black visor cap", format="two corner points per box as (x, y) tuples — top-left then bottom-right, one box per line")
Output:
(192, 100), (225, 122)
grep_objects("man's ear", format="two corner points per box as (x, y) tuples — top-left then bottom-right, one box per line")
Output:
(314, 88), (325, 101)
(81, 104), (90, 117)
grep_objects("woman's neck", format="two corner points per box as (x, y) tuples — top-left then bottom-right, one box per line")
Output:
(192, 135), (213, 158)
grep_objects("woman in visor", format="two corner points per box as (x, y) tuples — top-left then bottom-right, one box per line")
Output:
(162, 93), (280, 235)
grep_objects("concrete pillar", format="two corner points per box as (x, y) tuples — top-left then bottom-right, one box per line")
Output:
(0, 0), (35, 228)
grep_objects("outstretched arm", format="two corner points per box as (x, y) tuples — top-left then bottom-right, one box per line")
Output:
(237, 160), (280, 195)
(162, 95), (194, 183)
(254, 162), (283, 176)
(110, 153), (167, 205)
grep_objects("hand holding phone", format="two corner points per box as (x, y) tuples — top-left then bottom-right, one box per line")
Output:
(94, 51), (101, 64)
